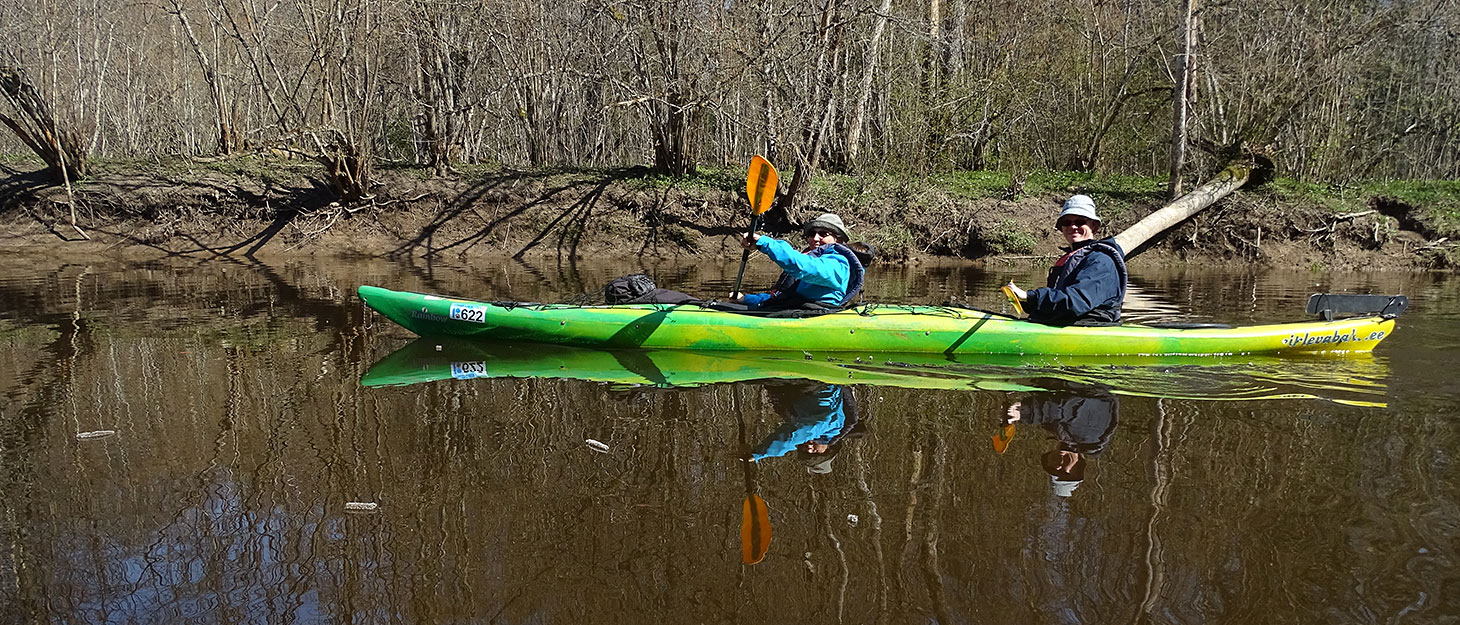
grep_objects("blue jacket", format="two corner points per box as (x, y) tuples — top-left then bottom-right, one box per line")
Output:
(743, 238), (861, 310)
(1027, 238), (1127, 325)
(750, 384), (850, 461)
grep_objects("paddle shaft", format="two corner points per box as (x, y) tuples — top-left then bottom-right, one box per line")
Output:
(735, 387), (756, 490)
(735, 387), (771, 565)
(730, 214), (763, 296)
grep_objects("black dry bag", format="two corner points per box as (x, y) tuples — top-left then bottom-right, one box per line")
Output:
(604, 274), (657, 304)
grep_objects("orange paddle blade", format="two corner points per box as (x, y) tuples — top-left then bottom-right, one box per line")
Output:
(745, 155), (779, 216)
(741, 494), (772, 564)
(992, 424), (1016, 454)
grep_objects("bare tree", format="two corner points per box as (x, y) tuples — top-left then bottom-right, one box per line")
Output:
(166, 0), (242, 155)
(405, 0), (480, 176)
(0, 0), (1455, 192)
(843, 0), (893, 168)
(1167, 0), (1197, 198)
(781, 0), (851, 211)
(616, 0), (715, 176)
(0, 66), (87, 181)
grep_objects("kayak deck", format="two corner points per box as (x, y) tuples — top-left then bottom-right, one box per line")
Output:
(357, 285), (1395, 356)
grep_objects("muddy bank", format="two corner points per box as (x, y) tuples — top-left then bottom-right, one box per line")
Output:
(1, 159), (1455, 270)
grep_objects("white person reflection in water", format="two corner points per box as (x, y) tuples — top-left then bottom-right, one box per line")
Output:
(1002, 381), (1119, 498)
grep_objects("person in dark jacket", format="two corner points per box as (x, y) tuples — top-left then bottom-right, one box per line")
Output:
(1004, 382), (1120, 498)
(728, 212), (865, 311)
(1005, 195), (1127, 325)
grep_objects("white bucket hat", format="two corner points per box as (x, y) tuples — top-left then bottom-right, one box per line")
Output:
(1051, 476), (1082, 498)
(1058, 195), (1101, 225)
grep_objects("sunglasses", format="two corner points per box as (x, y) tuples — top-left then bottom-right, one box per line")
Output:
(804, 229), (838, 239)
(1056, 218), (1094, 229)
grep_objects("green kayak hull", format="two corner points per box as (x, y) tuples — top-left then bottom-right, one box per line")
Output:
(360, 338), (1388, 405)
(357, 285), (1395, 356)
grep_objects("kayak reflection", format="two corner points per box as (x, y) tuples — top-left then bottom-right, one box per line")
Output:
(1002, 381), (1119, 498)
(362, 338), (1390, 406)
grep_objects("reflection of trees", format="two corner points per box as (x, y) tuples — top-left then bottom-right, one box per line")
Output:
(0, 261), (1438, 622)
(0, 343), (1419, 623)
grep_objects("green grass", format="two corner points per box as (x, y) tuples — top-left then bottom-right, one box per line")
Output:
(987, 219), (1038, 254)
(1362, 180), (1460, 235)
(863, 222), (917, 259)
(11, 153), (1459, 239)
(1264, 178), (1460, 237)
(1263, 177), (1369, 214)
(929, 171), (1013, 199)
(1022, 171), (1164, 196)
(0, 152), (42, 166)
(633, 166), (742, 193)
(80, 154), (320, 187)
(1267, 177), (1332, 200)
(376, 161), (441, 181)
(809, 171), (871, 201)
(1359, 179), (1460, 206)
(901, 170), (1167, 204)
(451, 161), (510, 177)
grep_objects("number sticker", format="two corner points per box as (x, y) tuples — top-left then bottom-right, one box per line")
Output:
(449, 303), (487, 323)
(451, 361), (488, 379)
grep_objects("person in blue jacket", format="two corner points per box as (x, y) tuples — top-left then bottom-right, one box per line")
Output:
(745, 382), (863, 474)
(1005, 195), (1127, 325)
(729, 212), (865, 311)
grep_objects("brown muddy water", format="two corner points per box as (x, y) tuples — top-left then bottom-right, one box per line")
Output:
(0, 255), (1456, 624)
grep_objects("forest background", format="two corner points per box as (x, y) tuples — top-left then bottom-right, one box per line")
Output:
(2, 0), (1458, 267)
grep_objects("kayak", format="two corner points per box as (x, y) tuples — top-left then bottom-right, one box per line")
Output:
(358, 285), (1400, 356)
(360, 338), (1389, 406)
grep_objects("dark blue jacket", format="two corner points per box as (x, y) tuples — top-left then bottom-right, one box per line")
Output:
(1027, 238), (1127, 325)
(1018, 385), (1119, 455)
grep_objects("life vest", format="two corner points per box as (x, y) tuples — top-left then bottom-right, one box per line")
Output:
(761, 242), (866, 310)
(1043, 238), (1127, 323)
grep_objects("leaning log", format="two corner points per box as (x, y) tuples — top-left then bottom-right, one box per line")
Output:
(1115, 160), (1252, 259)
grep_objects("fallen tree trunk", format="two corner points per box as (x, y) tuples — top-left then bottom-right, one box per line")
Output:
(1115, 160), (1252, 259)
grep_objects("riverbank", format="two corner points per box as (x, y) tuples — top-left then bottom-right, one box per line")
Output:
(2, 156), (1457, 269)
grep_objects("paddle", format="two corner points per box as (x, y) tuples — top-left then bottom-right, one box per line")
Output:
(992, 423), (1016, 454)
(735, 388), (772, 565)
(741, 467), (771, 564)
(993, 401), (1018, 453)
(1000, 283), (1027, 317)
(732, 154), (780, 297)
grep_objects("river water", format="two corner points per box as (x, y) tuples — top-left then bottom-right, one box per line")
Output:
(0, 255), (1456, 624)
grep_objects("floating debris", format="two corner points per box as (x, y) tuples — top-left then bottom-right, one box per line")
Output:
(344, 502), (379, 513)
(585, 439), (610, 453)
(847, 514), (859, 526)
(76, 430), (116, 440)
